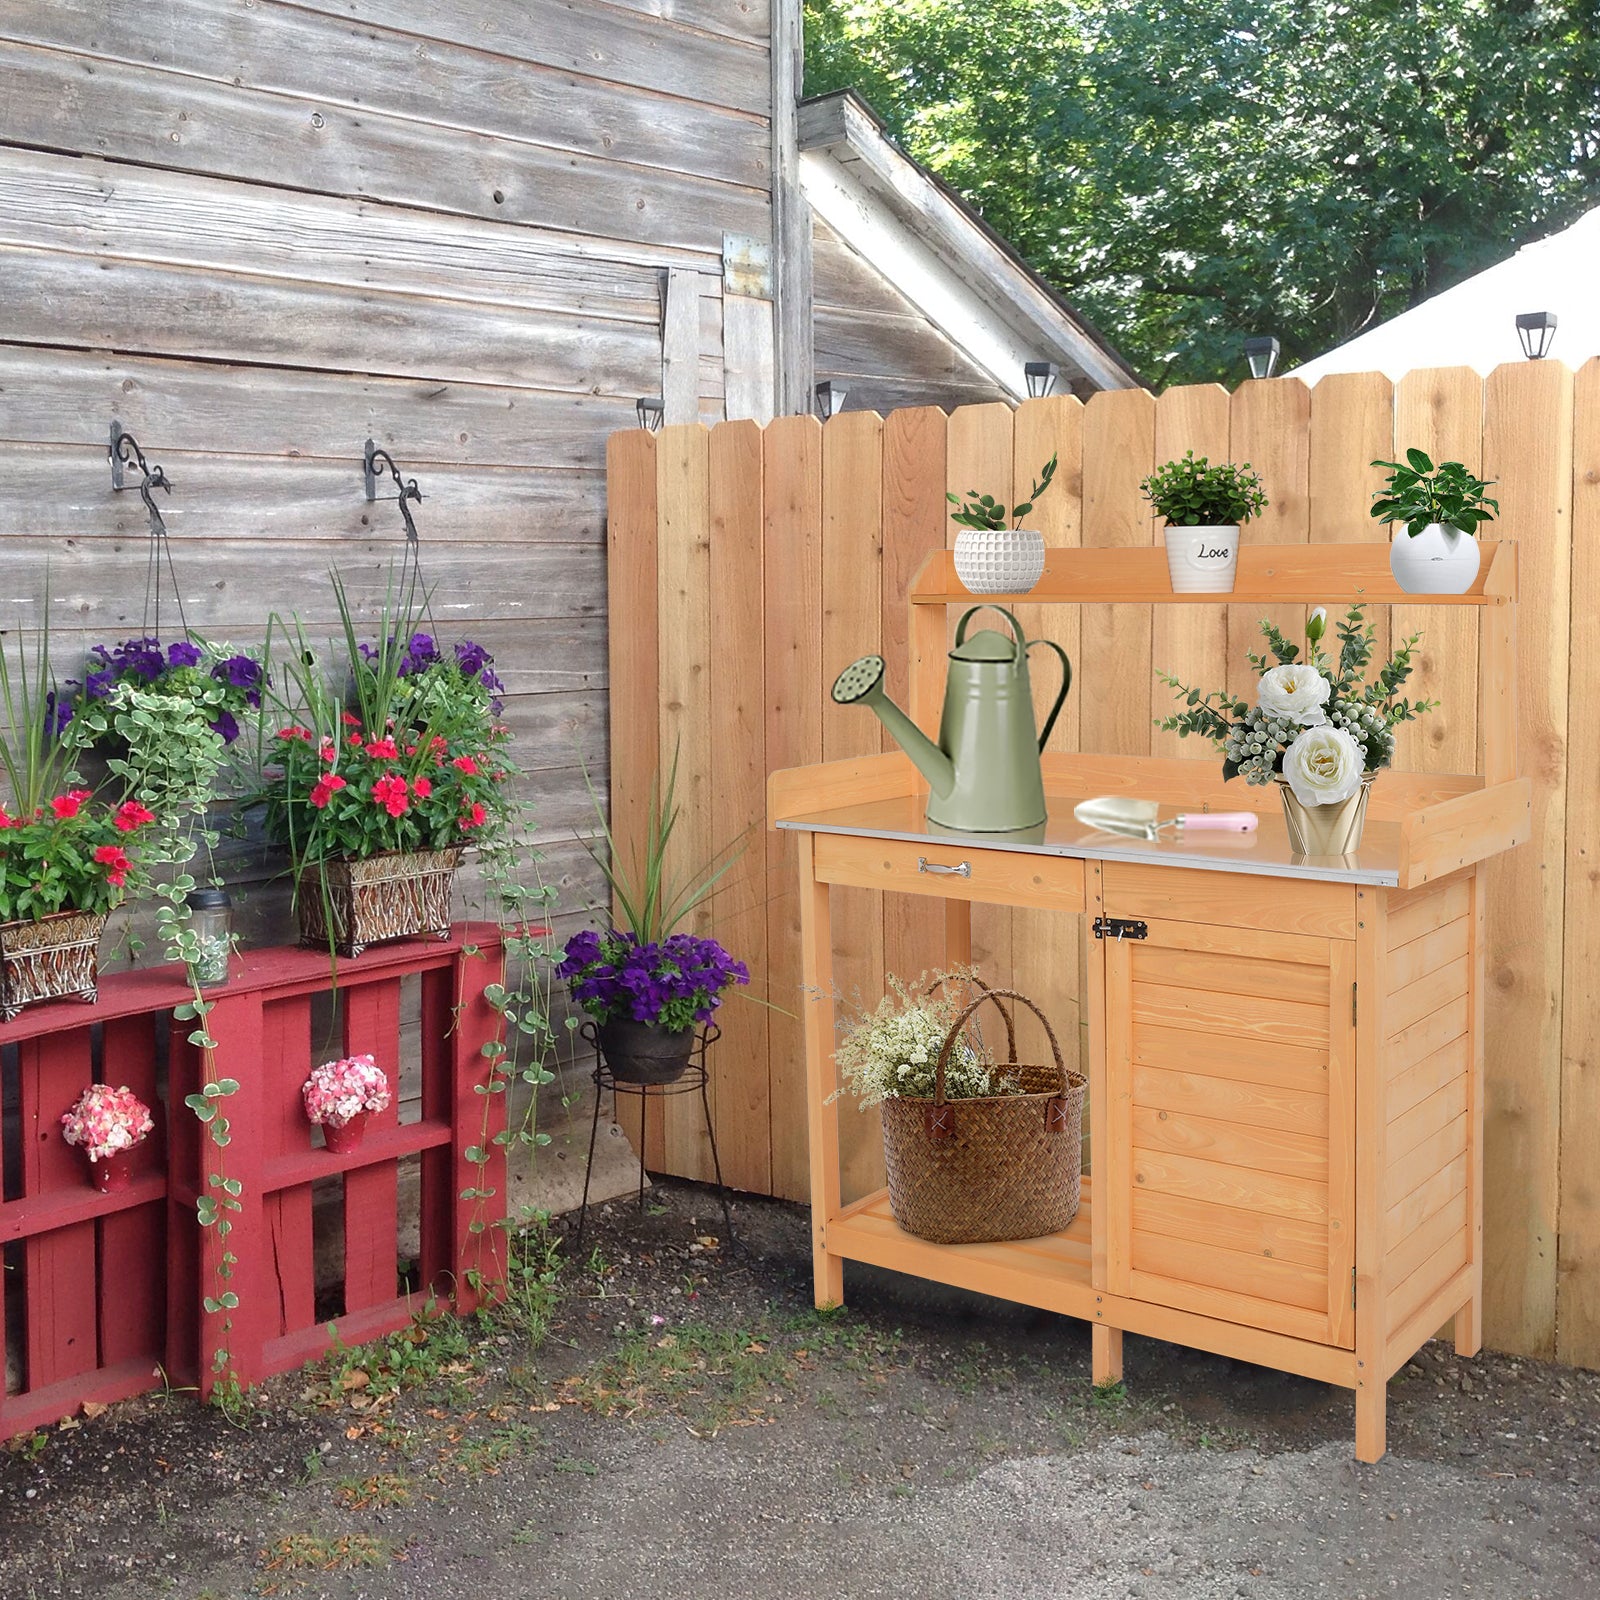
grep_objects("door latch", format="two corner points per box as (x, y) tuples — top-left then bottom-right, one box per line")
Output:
(1092, 916), (1148, 940)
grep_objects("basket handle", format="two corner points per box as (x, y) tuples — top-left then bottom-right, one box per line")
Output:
(921, 972), (1017, 1065)
(931, 986), (1068, 1110)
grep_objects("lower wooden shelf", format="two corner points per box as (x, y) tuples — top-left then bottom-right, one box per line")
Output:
(826, 1181), (1098, 1322)
(825, 1178), (1361, 1392)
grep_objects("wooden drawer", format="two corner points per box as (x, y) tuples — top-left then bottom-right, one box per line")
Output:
(1103, 861), (1358, 940)
(812, 833), (1085, 912)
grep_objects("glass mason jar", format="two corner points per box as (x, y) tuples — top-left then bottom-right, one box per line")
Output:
(185, 888), (233, 986)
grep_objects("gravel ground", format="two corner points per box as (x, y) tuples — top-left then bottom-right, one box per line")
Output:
(2, 1181), (1598, 1599)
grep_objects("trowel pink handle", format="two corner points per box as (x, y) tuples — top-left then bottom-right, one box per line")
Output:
(1178, 811), (1259, 833)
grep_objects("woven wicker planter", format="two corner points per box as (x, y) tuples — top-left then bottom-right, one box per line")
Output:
(0, 909), (107, 1022)
(297, 848), (461, 958)
(880, 987), (1085, 1245)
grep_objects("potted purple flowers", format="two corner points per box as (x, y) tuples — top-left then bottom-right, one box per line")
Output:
(557, 928), (748, 1083)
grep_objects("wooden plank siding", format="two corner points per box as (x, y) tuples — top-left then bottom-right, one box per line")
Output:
(610, 370), (1600, 1370)
(0, 0), (776, 1040)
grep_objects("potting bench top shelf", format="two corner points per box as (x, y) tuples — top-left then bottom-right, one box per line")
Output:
(909, 540), (1518, 606)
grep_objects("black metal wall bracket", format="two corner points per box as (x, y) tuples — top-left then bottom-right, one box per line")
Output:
(109, 419), (174, 537)
(364, 438), (423, 543)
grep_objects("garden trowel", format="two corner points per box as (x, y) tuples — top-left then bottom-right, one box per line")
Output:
(1073, 796), (1259, 842)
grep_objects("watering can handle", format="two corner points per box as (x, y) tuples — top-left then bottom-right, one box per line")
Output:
(1026, 639), (1072, 750)
(953, 605), (1028, 659)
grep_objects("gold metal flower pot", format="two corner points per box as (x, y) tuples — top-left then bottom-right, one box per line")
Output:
(296, 847), (461, 958)
(1274, 774), (1375, 856)
(0, 909), (107, 1021)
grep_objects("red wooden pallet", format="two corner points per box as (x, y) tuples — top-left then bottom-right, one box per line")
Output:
(1, 925), (507, 1436)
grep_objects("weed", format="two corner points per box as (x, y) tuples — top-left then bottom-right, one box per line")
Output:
(259, 1531), (391, 1572)
(334, 1472), (412, 1510)
(439, 1422), (537, 1480)
(551, 1456), (601, 1476)
(1091, 1379), (1128, 1410)
(303, 1309), (477, 1413)
(510, 1520), (544, 1547)
(567, 1319), (798, 1434)
(492, 1219), (563, 1348)
(6, 1430), (48, 1462)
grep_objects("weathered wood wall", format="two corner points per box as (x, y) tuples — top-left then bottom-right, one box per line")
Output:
(0, 0), (781, 947)
(812, 219), (1011, 416)
(606, 364), (1600, 1371)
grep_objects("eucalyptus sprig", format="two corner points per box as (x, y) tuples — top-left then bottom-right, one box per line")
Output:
(947, 453), (1059, 531)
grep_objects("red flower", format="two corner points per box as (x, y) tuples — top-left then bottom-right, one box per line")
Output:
(372, 774), (409, 817)
(310, 774), (347, 809)
(347, 733), (364, 748)
(318, 737), (338, 763)
(461, 801), (487, 829)
(341, 711), (362, 728)
(0, 806), (14, 829)
(404, 744), (418, 756)
(50, 789), (93, 820)
(113, 800), (156, 832)
(452, 755), (480, 776)
(413, 776), (433, 800)
(276, 725), (314, 743)
(366, 738), (400, 760)
(94, 843), (131, 887)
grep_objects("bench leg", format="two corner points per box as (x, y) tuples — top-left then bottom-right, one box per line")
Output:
(1355, 1375), (1386, 1463)
(1453, 1294), (1482, 1359)
(1092, 1323), (1123, 1387)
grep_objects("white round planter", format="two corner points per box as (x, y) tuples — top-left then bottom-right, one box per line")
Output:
(1163, 525), (1239, 593)
(1389, 522), (1480, 595)
(954, 527), (1046, 594)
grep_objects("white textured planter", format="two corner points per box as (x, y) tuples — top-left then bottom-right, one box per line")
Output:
(953, 527), (1047, 594)
(1389, 522), (1480, 595)
(1163, 525), (1239, 593)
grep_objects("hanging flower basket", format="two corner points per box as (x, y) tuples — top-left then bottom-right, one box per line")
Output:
(296, 847), (461, 959)
(0, 909), (108, 1021)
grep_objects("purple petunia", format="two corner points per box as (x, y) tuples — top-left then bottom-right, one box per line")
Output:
(167, 641), (204, 669)
(558, 928), (749, 1030)
(209, 709), (240, 744)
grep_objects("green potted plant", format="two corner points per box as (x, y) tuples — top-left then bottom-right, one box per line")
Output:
(0, 631), (160, 1018)
(947, 454), (1058, 594)
(557, 751), (747, 1083)
(1140, 452), (1268, 594)
(262, 582), (515, 957)
(1370, 450), (1498, 595)
(1156, 605), (1436, 854)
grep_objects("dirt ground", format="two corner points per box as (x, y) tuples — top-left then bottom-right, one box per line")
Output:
(3, 1180), (1598, 1600)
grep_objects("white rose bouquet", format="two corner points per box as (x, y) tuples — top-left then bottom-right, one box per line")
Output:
(1156, 605), (1437, 796)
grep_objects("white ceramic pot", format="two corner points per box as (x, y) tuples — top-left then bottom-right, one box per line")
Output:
(1389, 522), (1480, 595)
(953, 527), (1046, 594)
(1163, 525), (1239, 593)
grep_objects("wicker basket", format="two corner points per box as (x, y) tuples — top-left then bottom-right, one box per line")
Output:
(297, 848), (461, 958)
(0, 909), (107, 1021)
(880, 986), (1085, 1244)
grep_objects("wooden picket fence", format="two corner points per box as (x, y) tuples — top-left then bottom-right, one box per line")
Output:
(605, 362), (1600, 1368)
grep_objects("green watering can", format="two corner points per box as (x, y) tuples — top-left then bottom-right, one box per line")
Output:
(831, 605), (1071, 833)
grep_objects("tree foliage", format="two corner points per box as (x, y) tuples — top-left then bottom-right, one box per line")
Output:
(805, 1), (1600, 385)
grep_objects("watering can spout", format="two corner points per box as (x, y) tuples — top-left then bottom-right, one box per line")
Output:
(830, 656), (955, 797)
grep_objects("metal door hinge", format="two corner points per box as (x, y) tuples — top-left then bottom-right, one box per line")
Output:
(1092, 917), (1148, 941)
(1352, 1267), (1357, 1309)
(1351, 983), (1358, 1026)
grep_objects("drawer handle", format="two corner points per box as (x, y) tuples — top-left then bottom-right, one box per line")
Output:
(917, 857), (970, 878)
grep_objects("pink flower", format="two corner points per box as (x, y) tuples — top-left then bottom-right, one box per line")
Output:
(61, 1083), (154, 1163)
(365, 737), (400, 760)
(50, 789), (93, 820)
(276, 725), (314, 743)
(303, 1054), (391, 1129)
(413, 776), (433, 800)
(372, 774), (409, 817)
(460, 801), (487, 829)
(310, 773), (347, 809)
(452, 755), (480, 776)
(319, 737), (338, 763)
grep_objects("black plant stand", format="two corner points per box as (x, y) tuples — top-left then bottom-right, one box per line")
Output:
(573, 1020), (736, 1252)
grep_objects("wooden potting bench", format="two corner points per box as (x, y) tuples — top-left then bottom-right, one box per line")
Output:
(769, 542), (1529, 1462)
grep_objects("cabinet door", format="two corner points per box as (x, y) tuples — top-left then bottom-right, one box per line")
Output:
(1102, 916), (1355, 1348)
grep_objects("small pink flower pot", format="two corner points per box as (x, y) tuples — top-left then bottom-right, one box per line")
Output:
(322, 1112), (368, 1155)
(90, 1150), (136, 1195)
